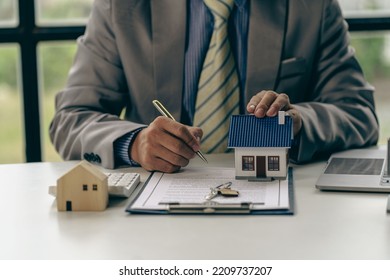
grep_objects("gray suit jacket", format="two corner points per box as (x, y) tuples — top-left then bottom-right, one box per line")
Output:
(50, 0), (379, 169)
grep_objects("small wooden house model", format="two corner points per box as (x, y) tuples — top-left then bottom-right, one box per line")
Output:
(228, 112), (293, 180)
(56, 161), (108, 211)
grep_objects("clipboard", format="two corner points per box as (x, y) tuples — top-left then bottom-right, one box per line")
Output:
(125, 167), (294, 215)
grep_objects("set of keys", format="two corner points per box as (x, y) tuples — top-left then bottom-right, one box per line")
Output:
(205, 182), (239, 200)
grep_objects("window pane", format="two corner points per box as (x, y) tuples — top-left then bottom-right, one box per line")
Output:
(0, 0), (18, 27)
(38, 41), (77, 162)
(350, 32), (390, 145)
(242, 156), (254, 171)
(36, 0), (93, 26)
(339, 0), (390, 17)
(0, 44), (23, 163)
(268, 156), (280, 171)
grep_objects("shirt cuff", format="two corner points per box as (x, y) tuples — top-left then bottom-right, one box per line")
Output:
(114, 128), (144, 167)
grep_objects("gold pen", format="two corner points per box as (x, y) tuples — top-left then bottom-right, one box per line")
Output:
(152, 100), (208, 163)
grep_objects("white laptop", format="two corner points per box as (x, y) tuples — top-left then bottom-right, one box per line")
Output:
(315, 147), (390, 192)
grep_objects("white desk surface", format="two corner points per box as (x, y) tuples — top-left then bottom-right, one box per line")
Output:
(0, 154), (389, 260)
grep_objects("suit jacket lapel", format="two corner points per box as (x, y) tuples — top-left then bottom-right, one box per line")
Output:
(245, 0), (287, 101)
(151, 0), (187, 120)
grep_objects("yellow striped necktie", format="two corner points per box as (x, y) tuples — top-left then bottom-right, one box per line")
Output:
(193, 0), (240, 153)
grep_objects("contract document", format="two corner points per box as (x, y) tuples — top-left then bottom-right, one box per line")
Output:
(126, 167), (294, 215)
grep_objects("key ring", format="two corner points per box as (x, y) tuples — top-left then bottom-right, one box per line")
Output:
(215, 182), (232, 190)
(204, 182), (233, 200)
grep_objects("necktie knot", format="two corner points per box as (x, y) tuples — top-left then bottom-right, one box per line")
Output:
(204, 0), (235, 21)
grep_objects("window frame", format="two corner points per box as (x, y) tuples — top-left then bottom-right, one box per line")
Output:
(0, 1), (389, 163)
(268, 156), (280, 172)
(0, 0), (85, 162)
(242, 156), (255, 171)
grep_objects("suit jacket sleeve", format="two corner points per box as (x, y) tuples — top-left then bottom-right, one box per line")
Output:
(291, 0), (379, 163)
(49, 0), (145, 169)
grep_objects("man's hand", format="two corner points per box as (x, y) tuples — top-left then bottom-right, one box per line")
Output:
(246, 90), (302, 136)
(130, 116), (203, 173)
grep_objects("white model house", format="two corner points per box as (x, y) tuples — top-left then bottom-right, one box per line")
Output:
(56, 161), (109, 211)
(228, 112), (293, 180)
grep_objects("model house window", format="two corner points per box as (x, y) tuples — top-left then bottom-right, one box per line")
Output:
(268, 156), (280, 171)
(93, 184), (98, 191)
(242, 156), (254, 171)
(83, 184), (88, 191)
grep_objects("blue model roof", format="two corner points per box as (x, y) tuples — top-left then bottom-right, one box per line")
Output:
(228, 115), (293, 148)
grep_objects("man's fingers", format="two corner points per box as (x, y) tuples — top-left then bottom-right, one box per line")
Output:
(154, 117), (200, 152)
(246, 91), (302, 136)
(142, 144), (189, 172)
(247, 90), (291, 117)
(247, 90), (268, 115)
(187, 126), (203, 149)
(266, 93), (291, 117)
(130, 116), (202, 173)
(247, 90), (278, 117)
(141, 154), (182, 173)
(130, 127), (189, 172)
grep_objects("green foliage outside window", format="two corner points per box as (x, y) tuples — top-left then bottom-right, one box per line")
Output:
(0, 1), (15, 22)
(37, 0), (93, 24)
(0, 46), (23, 163)
(0, 47), (18, 90)
(351, 35), (390, 81)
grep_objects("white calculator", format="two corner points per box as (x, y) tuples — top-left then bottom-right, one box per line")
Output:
(49, 172), (140, 198)
(105, 172), (140, 197)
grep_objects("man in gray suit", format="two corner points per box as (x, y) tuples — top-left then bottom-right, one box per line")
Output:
(50, 0), (379, 172)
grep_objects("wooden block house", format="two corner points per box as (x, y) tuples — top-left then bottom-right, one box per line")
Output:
(56, 161), (108, 211)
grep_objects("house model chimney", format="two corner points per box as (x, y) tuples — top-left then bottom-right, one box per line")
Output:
(278, 111), (286, 125)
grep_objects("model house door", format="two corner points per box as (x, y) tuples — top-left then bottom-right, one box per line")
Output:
(66, 201), (72, 211)
(256, 156), (266, 178)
